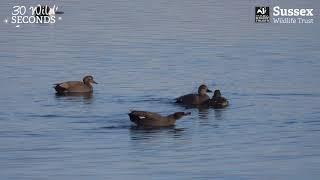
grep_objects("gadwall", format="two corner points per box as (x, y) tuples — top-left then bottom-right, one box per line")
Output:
(128, 111), (191, 127)
(209, 90), (229, 108)
(175, 84), (212, 106)
(54, 75), (98, 94)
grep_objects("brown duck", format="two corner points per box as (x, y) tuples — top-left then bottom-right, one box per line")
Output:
(175, 84), (212, 106)
(54, 75), (98, 94)
(209, 90), (229, 108)
(128, 111), (191, 127)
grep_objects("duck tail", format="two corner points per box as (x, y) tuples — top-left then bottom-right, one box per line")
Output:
(128, 112), (140, 123)
(54, 84), (67, 94)
(175, 97), (182, 103)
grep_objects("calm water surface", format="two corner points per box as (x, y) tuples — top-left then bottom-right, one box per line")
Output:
(1, 0), (320, 179)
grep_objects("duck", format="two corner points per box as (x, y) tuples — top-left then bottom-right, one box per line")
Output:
(175, 84), (212, 106)
(209, 90), (229, 108)
(128, 110), (191, 127)
(54, 75), (98, 94)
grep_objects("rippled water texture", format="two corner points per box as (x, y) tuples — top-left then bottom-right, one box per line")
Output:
(1, 0), (320, 179)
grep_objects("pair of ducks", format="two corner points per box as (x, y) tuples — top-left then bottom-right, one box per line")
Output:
(54, 76), (229, 128)
(175, 84), (229, 108)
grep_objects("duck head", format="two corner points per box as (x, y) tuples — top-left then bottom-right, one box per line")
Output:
(172, 112), (191, 120)
(213, 90), (222, 98)
(83, 75), (98, 85)
(198, 84), (212, 95)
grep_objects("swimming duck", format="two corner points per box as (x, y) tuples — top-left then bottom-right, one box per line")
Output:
(209, 90), (229, 108)
(54, 75), (98, 94)
(175, 84), (212, 106)
(128, 111), (191, 127)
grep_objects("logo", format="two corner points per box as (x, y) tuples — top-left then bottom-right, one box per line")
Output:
(255, 7), (270, 23)
(254, 6), (315, 24)
(272, 6), (314, 24)
(3, 5), (63, 28)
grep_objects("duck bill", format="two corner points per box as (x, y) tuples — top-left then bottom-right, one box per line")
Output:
(207, 89), (212, 93)
(184, 112), (191, 116)
(92, 80), (98, 84)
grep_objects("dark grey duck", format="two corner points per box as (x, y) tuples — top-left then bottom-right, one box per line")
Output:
(128, 111), (191, 127)
(175, 84), (212, 106)
(208, 90), (229, 108)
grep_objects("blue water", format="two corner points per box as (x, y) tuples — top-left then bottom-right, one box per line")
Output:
(1, 0), (320, 179)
